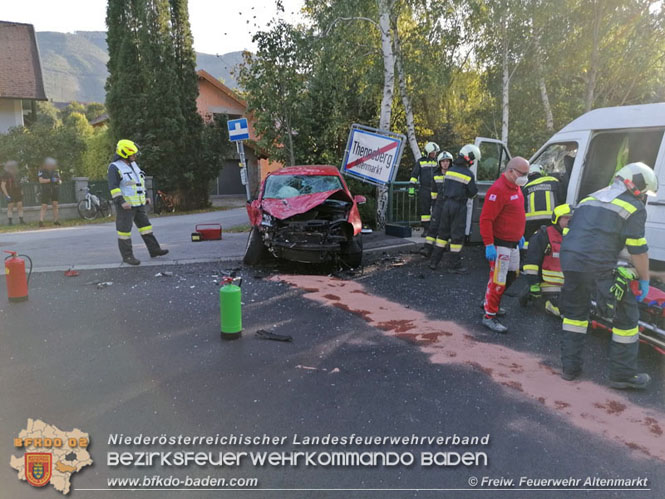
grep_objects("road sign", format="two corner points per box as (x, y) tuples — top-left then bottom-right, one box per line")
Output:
(341, 124), (405, 186)
(228, 118), (249, 142)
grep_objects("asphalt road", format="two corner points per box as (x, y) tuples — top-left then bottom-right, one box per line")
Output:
(1, 248), (664, 498)
(0, 207), (251, 272)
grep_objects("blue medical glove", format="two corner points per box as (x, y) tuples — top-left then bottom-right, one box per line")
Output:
(519, 236), (526, 249)
(485, 244), (497, 262)
(636, 280), (650, 302)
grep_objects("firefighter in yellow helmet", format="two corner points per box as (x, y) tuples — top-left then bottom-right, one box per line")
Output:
(107, 140), (168, 265)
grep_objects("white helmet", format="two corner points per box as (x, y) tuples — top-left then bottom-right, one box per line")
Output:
(437, 151), (453, 162)
(529, 163), (544, 175)
(424, 142), (440, 155)
(616, 162), (658, 197)
(459, 144), (481, 166)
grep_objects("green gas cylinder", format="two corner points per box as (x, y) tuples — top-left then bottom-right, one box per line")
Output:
(219, 284), (242, 339)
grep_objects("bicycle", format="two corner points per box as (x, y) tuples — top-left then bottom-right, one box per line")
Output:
(153, 189), (176, 215)
(77, 187), (113, 220)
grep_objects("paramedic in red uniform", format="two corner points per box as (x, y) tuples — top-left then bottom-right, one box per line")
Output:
(480, 157), (529, 333)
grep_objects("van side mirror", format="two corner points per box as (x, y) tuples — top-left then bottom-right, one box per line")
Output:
(354, 195), (366, 205)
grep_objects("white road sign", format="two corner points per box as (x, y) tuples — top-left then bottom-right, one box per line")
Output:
(341, 124), (404, 185)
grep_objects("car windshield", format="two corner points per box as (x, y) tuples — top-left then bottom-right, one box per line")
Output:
(263, 174), (343, 199)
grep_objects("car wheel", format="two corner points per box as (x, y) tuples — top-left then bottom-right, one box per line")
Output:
(243, 227), (267, 265)
(341, 234), (363, 267)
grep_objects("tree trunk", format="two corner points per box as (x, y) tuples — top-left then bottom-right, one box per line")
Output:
(393, 28), (420, 162)
(585, 0), (601, 112)
(376, 0), (395, 230)
(533, 36), (554, 131)
(501, 17), (510, 146)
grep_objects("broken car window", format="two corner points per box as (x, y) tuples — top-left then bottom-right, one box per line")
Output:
(264, 175), (343, 199)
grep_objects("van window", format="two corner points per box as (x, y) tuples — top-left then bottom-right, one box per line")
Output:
(577, 129), (663, 201)
(530, 142), (578, 178)
(476, 142), (510, 181)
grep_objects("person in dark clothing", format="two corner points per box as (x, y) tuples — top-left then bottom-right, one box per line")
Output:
(409, 142), (439, 235)
(421, 150), (453, 257)
(521, 204), (572, 316)
(1, 161), (25, 225)
(108, 139), (168, 266)
(522, 163), (561, 244)
(559, 162), (657, 390)
(38, 157), (62, 227)
(429, 144), (479, 273)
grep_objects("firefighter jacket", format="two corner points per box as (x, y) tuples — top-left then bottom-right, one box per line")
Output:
(560, 180), (648, 273)
(522, 173), (560, 222)
(430, 171), (445, 200)
(108, 159), (147, 207)
(410, 156), (438, 190)
(441, 162), (478, 201)
(524, 224), (567, 292)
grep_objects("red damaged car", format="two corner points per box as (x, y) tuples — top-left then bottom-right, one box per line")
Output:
(244, 165), (365, 266)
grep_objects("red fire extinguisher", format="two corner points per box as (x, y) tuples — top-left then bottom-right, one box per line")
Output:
(4, 250), (32, 303)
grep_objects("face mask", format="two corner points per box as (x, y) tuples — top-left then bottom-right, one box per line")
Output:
(515, 174), (528, 187)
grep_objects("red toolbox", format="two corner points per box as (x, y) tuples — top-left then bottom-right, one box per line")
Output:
(192, 223), (222, 241)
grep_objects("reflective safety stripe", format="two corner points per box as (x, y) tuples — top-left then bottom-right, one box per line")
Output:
(138, 225), (153, 234)
(540, 285), (562, 293)
(625, 237), (647, 247)
(409, 177), (418, 183)
(541, 269), (564, 284)
(110, 188), (122, 198)
(425, 237), (435, 245)
(529, 192), (536, 215)
(433, 175), (445, 181)
(525, 211), (552, 219)
(450, 243), (463, 253)
(610, 198), (637, 215)
(579, 198), (633, 220)
(612, 326), (639, 344)
(421, 215), (431, 221)
(421, 161), (437, 167)
(431, 192), (438, 199)
(435, 238), (448, 248)
(523, 264), (539, 275)
(562, 227), (569, 236)
(523, 241), (529, 249)
(445, 171), (471, 184)
(117, 231), (131, 240)
(526, 175), (558, 187)
(562, 317), (588, 333)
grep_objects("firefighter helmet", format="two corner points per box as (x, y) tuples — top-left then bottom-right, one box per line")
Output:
(459, 144), (481, 166)
(552, 203), (572, 225)
(424, 142), (440, 155)
(116, 139), (139, 159)
(615, 162), (658, 197)
(437, 151), (453, 163)
(529, 163), (544, 175)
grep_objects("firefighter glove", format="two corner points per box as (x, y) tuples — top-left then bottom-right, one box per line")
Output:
(637, 280), (650, 303)
(529, 283), (542, 299)
(408, 186), (415, 197)
(485, 244), (497, 262)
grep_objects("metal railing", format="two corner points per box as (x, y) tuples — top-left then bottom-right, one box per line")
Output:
(387, 181), (420, 226)
(0, 181), (76, 207)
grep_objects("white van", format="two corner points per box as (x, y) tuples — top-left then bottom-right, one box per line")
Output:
(468, 103), (665, 268)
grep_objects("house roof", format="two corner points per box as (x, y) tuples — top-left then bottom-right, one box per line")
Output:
(197, 69), (246, 108)
(0, 21), (47, 100)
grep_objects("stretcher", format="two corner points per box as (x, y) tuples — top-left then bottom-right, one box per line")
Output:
(590, 280), (665, 354)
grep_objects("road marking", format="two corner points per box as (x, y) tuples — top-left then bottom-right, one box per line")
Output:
(274, 274), (665, 462)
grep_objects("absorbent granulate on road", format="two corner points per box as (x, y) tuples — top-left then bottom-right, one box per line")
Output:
(272, 274), (665, 462)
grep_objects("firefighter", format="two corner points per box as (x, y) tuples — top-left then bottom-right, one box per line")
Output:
(108, 140), (169, 265)
(520, 203), (573, 316)
(522, 163), (561, 244)
(559, 162), (657, 389)
(420, 151), (453, 257)
(409, 142), (439, 235)
(429, 145), (479, 273)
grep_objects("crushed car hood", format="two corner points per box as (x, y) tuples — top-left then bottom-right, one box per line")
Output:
(261, 189), (352, 220)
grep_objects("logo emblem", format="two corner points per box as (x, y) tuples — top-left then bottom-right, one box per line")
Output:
(488, 194), (497, 201)
(25, 453), (52, 487)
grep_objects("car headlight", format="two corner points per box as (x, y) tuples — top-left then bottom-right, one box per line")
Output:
(261, 214), (273, 227)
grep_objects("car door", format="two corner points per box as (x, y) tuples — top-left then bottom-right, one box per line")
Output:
(466, 138), (512, 242)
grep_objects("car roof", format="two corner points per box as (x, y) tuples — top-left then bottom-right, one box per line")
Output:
(269, 165), (341, 176)
(559, 103), (665, 133)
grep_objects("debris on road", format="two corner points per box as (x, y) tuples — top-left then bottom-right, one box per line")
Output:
(154, 271), (174, 277)
(96, 282), (113, 289)
(255, 329), (293, 342)
(64, 269), (79, 277)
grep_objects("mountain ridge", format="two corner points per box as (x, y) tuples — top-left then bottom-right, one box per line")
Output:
(36, 30), (244, 103)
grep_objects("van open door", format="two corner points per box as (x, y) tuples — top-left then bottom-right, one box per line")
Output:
(466, 137), (512, 242)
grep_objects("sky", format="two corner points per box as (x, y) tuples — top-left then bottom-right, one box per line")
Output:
(2, 0), (306, 54)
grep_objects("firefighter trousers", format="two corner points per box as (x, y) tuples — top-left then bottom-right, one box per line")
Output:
(425, 198), (444, 246)
(483, 244), (520, 316)
(116, 205), (162, 259)
(418, 185), (433, 231)
(559, 270), (640, 381)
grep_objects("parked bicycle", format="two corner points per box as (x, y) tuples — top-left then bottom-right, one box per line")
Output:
(78, 187), (113, 220)
(153, 189), (176, 214)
